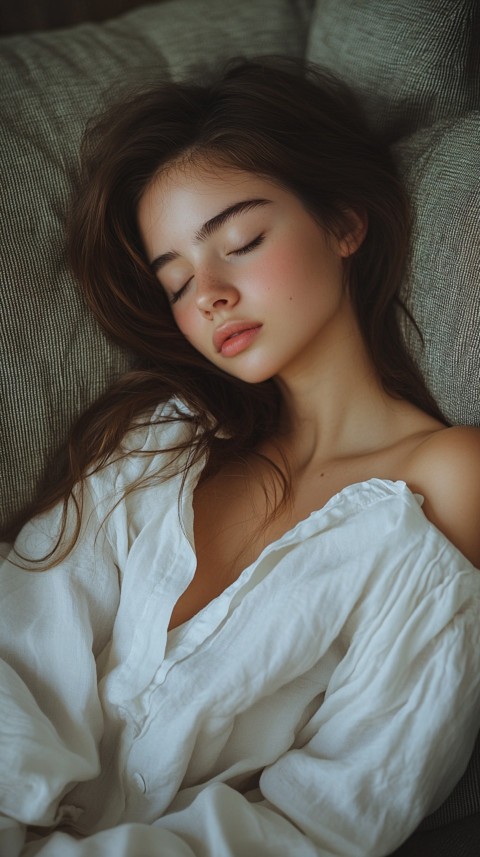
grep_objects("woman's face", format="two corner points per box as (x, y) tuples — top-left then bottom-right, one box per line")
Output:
(138, 163), (363, 384)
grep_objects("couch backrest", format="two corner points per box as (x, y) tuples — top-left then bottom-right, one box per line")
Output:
(307, 0), (480, 429)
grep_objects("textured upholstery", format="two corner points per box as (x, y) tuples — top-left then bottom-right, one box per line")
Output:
(391, 740), (480, 854)
(393, 114), (480, 426)
(0, 0), (160, 34)
(391, 810), (480, 857)
(307, 0), (480, 428)
(307, 0), (480, 142)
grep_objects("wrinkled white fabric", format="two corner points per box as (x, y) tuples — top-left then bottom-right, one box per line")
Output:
(1, 400), (479, 857)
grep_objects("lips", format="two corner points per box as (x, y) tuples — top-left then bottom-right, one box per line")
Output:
(213, 321), (262, 353)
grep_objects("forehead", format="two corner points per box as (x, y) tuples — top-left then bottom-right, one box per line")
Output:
(137, 162), (283, 249)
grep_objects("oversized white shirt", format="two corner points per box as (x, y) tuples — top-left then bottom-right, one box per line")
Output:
(1, 400), (479, 857)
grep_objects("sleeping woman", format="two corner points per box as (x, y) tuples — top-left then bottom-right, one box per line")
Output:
(1, 56), (479, 857)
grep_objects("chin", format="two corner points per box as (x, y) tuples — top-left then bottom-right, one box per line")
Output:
(218, 365), (276, 385)
(229, 358), (290, 385)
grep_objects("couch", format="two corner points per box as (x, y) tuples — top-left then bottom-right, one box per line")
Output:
(1, 1), (479, 853)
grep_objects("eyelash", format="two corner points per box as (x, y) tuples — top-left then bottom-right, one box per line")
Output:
(230, 234), (264, 256)
(169, 234), (265, 305)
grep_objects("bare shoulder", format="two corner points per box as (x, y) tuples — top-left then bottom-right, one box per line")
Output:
(405, 425), (480, 567)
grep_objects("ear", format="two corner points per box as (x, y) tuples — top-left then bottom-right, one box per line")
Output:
(337, 208), (368, 258)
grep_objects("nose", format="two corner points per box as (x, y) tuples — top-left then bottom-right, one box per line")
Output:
(195, 270), (239, 318)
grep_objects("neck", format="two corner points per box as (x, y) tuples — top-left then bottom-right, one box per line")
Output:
(274, 304), (403, 469)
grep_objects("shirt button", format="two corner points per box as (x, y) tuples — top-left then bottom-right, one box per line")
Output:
(132, 772), (147, 794)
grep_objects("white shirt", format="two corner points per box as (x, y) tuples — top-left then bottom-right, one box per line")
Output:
(1, 400), (479, 857)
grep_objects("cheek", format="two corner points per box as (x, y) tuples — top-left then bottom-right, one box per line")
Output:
(258, 239), (325, 307)
(171, 305), (198, 342)
(172, 308), (216, 361)
(256, 243), (303, 301)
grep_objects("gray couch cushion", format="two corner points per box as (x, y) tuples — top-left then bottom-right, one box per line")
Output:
(394, 113), (480, 428)
(0, 0), (308, 534)
(307, 0), (480, 142)
(307, 0), (480, 429)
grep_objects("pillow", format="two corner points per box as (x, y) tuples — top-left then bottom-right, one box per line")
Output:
(307, 0), (480, 428)
(307, 0), (480, 142)
(393, 112), (480, 428)
(0, 0), (309, 535)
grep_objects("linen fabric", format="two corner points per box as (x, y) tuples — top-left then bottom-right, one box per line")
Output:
(0, 0), (309, 535)
(1, 401), (479, 857)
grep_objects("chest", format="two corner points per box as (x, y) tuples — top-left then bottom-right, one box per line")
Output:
(168, 457), (378, 630)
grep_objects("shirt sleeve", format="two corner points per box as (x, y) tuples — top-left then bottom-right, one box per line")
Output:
(258, 543), (480, 855)
(0, 484), (121, 851)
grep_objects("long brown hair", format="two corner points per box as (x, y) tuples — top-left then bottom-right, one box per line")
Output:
(6, 55), (445, 561)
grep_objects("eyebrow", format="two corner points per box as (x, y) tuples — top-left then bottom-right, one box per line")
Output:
(149, 197), (272, 274)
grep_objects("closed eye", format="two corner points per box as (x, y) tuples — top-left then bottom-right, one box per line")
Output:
(169, 235), (265, 305)
(230, 234), (265, 255)
(169, 277), (193, 305)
